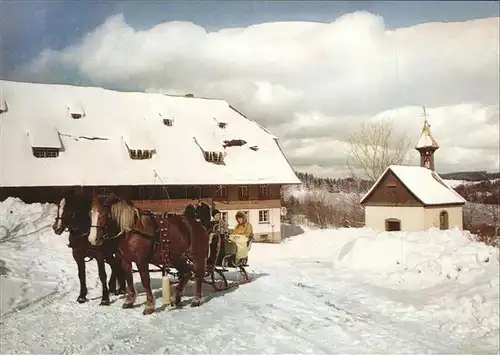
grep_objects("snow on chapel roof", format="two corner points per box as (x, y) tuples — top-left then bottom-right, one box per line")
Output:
(360, 165), (466, 206)
(0, 80), (300, 187)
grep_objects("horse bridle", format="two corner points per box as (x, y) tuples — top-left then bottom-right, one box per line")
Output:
(55, 209), (77, 233)
(90, 206), (123, 241)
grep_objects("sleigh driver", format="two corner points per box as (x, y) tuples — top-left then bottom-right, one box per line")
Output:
(183, 197), (212, 230)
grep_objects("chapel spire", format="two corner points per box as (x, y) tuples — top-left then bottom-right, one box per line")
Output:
(415, 106), (439, 171)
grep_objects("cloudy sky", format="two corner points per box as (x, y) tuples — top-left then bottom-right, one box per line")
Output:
(1, 0), (499, 177)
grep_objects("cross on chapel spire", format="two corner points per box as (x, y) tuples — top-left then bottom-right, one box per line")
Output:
(415, 106), (439, 171)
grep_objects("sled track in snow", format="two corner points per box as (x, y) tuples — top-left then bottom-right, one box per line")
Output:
(294, 278), (486, 355)
(1, 288), (72, 320)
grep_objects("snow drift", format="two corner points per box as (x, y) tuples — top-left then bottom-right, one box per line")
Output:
(0, 197), (74, 317)
(1, 198), (498, 354)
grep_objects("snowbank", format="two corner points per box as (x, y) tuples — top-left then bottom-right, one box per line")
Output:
(1, 197), (498, 353)
(280, 227), (500, 347)
(0, 197), (75, 317)
(334, 228), (498, 287)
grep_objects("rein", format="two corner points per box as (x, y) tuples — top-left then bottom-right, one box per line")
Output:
(90, 224), (125, 241)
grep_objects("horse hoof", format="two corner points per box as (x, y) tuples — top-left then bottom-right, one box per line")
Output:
(100, 299), (111, 306)
(122, 302), (134, 309)
(77, 297), (88, 304)
(143, 307), (155, 315)
(190, 299), (201, 307)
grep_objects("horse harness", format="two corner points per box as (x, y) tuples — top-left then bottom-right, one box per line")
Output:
(126, 210), (175, 277)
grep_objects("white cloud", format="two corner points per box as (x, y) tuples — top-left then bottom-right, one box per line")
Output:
(19, 12), (500, 177)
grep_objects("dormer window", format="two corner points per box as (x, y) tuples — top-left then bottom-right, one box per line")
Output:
(213, 117), (228, 130)
(204, 151), (224, 164)
(67, 103), (85, 119)
(193, 137), (225, 165)
(129, 149), (153, 160)
(123, 134), (155, 160)
(32, 147), (59, 158)
(158, 112), (174, 126)
(27, 125), (62, 158)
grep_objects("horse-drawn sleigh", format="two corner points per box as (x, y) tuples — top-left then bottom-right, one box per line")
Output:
(53, 192), (253, 315)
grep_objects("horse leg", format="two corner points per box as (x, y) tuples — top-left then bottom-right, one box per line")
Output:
(73, 249), (88, 303)
(120, 258), (136, 309)
(106, 254), (126, 295)
(174, 262), (192, 307)
(106, 258), (117, 294)
(113, 252), (127, 295)
(110, 255), (127, 295)
(190, 259), (205, 307)
(136, 260), (156, 315)
(96, 254), (111, 306)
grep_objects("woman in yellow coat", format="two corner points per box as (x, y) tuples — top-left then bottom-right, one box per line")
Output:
(228, 211), (253, 265)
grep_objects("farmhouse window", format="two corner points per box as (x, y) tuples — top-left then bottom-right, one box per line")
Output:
(238, 186), (249, 199)
(386, 183), (397, 188)
(95, 187), (108, 196)
(259, 185), (270, 197)
(216, 185), (228, 198)
(32, 147), (59, 158)
(259, 210), (270, 223)
(163, 118), (174, 126)
(439, 211), (449, 230)
(385, 218), (401, 231)
(218, 122), (227, 129)
(193, 186), (202, 198)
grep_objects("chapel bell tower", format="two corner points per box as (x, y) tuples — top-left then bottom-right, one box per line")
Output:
(415, 106), (439, 171)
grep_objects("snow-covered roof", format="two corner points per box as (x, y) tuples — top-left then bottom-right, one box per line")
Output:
(360, 165), (467, 206)
(415, 120), (439, 149)
(0, 80), (300, 187)
(26, 124), (62, 149)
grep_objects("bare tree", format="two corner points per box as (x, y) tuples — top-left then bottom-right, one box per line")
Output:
(345, 118), (413, 180)
(305, 181), (335, 229)
(484, 202), (500, 237)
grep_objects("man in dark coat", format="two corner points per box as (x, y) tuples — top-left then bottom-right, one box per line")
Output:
(183, 197), (212, 230)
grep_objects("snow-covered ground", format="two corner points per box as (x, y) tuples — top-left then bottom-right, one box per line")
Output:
(1, 197), (499, 354)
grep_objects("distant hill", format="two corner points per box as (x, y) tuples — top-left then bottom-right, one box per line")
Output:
(439, 171), (500, 181)
(293, 169), (499, 185)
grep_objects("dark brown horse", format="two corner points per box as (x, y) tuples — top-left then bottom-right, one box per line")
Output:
(52, 193), (126, 305)
(88, 194), (210, 315)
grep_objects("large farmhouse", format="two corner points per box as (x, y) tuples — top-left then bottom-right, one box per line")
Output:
(0, 80), (300, 243)
(360, 117), (467, 232)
